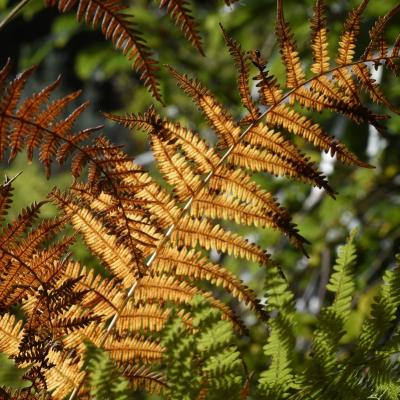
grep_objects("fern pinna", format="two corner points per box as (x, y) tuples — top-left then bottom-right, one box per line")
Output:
(0, 0), (399, 398)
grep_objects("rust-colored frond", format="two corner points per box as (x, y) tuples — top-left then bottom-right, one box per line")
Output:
(0, 61), (105, 179)
(0, 176), (13, 225)
(50, 189), (141, 288)
(250, 50), (284, 107)
(160, 0), (204, 55)
(221, 25), (260, 122)
(362, 4), (400, 60)
(172, 215), (268, 263)
(276, 0), (306, 88)
(153, 246), (265, 318)
(310, 0), (330, 74)
(0, 313), (23, 355)
(123, 365), (167, 394)
(167, 66), (241, 147)
(336, 0), (368, 65)
(47, 0), (161, 102)
(352, 62), (399, 114)
(0, 181), (73, 309)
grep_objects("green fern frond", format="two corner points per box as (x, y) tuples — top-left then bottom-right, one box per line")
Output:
(258, 266), (296, 399)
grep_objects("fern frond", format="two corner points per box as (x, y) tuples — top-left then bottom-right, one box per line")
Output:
(154, 246), (265, 318)
(0, 313), (23, 355)
(258, 266), (296, 399)
(46, 0), (161, 101)
(160, 0), (204, 56)
(50, 189), (141, 287)
(310, 0), (330, 74)
(122, 365), (167, 394)
(221, 25), (260, 122)
(167, 66), (241, 147)
(276, 0), (306, 88)
(45, 351), (85, 400)
(172, 215), (268, 263)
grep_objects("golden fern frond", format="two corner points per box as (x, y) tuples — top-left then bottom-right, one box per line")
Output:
(160, 0), (204, 55)
(276, 0), (306, 88)
(117, 303), (191, 333)
(134, 274), (245, 331)
(46, 0), (161, 102)
(104, 335), (164, 364)
(153, 246), (266, 318)
(0, 313), (23, 355)
(172, 215), (268, 264)
(122, 365), (167, 394)
(337, 0), (368, 66)
(150, 134), (202, 201)
(167, 66), (241, 147)
(265, 103), (371, 167)
(50, 189), (141, 287)
(310, 0), (330, 74)
(63, 262), (125, 319)
(45, 351), (85, 400)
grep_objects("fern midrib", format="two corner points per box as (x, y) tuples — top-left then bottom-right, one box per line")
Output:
(67, 54), (398, 399)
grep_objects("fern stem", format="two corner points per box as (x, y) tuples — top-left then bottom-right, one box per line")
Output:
(0, 0), (32, 31)
(67, 54), (398, 400)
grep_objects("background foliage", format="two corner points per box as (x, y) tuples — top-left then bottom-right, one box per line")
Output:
(0, 0), (400, 398)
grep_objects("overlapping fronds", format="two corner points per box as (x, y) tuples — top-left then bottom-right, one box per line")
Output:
(0, 178), (72, 310)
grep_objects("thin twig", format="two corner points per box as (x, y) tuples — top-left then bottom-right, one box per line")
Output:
(0, 0), (32, 31)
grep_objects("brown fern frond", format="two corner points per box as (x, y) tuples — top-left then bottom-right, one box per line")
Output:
(122, 365), (167, 394)
(221, 25), (260, 122)
(0, 176), (13, 225)
(276, 0), (306, 88)
(160, 0), (204, 55)
(46, 0), (161, 102)
(362, 4), (400, 60)
(0, 62), (104, 178)
(352, 62), (399, 114)
(250, 50), (284, 107)
(64, 262), (125, 319)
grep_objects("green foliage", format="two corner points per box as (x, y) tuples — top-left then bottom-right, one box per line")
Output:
(85, 343), (130, 400)
(161, 295), (244, 400)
